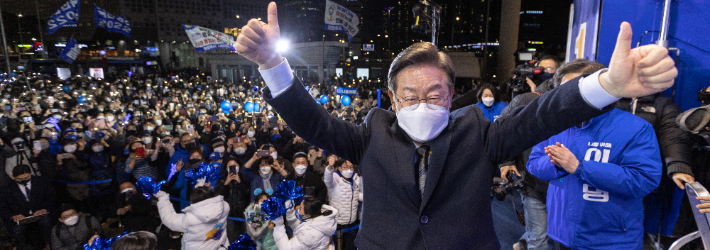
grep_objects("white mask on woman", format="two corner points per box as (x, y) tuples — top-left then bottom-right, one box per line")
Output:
(213, 146), (225, 153)
(106, 116), (115, 122)
(259, 166), (272, 175)
(482, 97), (495, 107)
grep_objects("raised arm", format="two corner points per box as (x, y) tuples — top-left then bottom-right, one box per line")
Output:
(485, 22), (678, 164)
(235, 2), (369, 164)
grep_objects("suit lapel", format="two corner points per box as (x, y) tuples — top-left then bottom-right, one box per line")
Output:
(421, 122), (452, 211)
(390, 121), (421, 207)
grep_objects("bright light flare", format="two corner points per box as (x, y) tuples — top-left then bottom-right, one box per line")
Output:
(275, 39), (289, 53)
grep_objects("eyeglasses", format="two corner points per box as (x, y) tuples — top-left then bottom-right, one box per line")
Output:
(544, 67), (554, 72)
(393, 92), (449, 111)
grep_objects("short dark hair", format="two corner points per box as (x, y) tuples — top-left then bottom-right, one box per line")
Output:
(302, 197), (324, 218)
(292, 152), (308, 163)
(59, 204), (75, 214)
(334, 159), (346, 169)
(553, 59), (606, 87)
(540, 55), (561, 65)
(387, 42), (455, 93)
(112, 231), (158, 250)
(12, 165), (32, 177)
(476, 84), (500, 103)
(190, 186), (215, 204)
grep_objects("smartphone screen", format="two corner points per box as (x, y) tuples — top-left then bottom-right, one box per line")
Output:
(4, 105), (10, 110)
(257, 150), (271, 157)
(33, 140), (42, 151)
(163, 125), (173, 131)
(187, 125), (193, 132)
(229, 165), (237, 174)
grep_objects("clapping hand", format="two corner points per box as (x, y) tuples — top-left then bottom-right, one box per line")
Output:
(545, 142), (579, 174)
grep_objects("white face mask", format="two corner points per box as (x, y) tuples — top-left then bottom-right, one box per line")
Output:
(295, 165), (307, 175)
(260, 166), (272, 175)
(396, 103), (449, 142)
(142, 137), (152, 145)
(63, 215), (79, 226)
(155, 120), (162, 126)
(145, 126), (154, 131)
(235, 147), (246, 155)
(341, 169), (355, 178)
(121, 188), (135, 194)
(482, 97), (495, 107)
(247, 131), (255, 138)
(92, 145), (104, 152)
(64, 145), (77, 153)
(214, 146), (225, 153)
(270, 152), (278, 159)
(106, 116), (115, 122)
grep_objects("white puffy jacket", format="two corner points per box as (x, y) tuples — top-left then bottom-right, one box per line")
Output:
(273, 204), (338, 250)
(324, 168), (362, 225)
(156, 191), (230, 250)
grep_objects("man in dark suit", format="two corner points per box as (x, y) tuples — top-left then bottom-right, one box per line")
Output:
(0, 165), (56, 249)
(234, 3), (678, 249)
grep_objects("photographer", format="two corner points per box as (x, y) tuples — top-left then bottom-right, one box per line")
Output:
(3, 137), (41, 181)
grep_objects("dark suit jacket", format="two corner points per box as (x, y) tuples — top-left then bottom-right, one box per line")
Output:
(0, 176), (56, 219)
(264, 75), (611, 250)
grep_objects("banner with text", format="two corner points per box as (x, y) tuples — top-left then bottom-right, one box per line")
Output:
(336, 87), (357, 96)
(94, 4), (132, 37)
(183, 25), (236, 52)
(59, 37), (80, 64)
(47, 0), (80, 35)
(324, 0), (359, 42)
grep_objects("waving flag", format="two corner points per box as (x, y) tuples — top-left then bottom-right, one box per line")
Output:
(59, 37), (80, 64)
(324, 0), (359, 41)
(47, 0), (80, 35)
(94, 4), (131, 37)
(183, 25), (235, 52)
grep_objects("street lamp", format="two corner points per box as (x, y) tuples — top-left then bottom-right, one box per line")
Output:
(17, 14), (22, 54)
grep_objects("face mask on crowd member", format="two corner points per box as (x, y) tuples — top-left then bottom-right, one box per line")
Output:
(293, 154), (308, 176)
(480, 88), (495, 107)
(247, 129), (256, 138)
(64, 142), (77, 153)
(337, 160), (356, 179)
(388, 56), (453, 143)
(58, 207), (79, 226)
(181, 134), (196, 150)
(234, 142), (247, 155)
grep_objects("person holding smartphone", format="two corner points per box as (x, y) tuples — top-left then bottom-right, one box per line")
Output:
(214, 158), (251, 242)
(57, 136), (91, 204)
(242, 147), (288, 202)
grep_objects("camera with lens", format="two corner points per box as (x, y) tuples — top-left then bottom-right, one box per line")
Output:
(13, 141), (26, 152)
(491, 170), (525, 201)
(509, 59), (544, 97)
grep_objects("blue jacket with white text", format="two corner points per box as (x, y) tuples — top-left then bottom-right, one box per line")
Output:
(527, 108), (661, 250)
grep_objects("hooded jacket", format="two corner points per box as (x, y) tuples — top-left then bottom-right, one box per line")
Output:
(527, 109), (662, 249)
(274, 204), (338, 250)
(156, 191), (230, 250)
(324, 168), (362, 225)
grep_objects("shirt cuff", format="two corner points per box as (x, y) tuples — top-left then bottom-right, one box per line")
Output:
(258, 58), (294, 98)
(578, 69), (620, 109)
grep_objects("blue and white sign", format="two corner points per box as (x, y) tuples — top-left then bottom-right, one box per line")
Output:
(565, 0), (601, 62)
(183, 25), (236, 52)
(336, 87), (357, 96)
(47, 0), (80, 35)
(94, 5), (131, 37)
(59, 37), (80, 64)
(324, 0), (359, 42)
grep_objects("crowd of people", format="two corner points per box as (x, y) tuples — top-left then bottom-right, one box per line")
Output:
(0, 35), (709, 250)
(0, 69), (382, 250)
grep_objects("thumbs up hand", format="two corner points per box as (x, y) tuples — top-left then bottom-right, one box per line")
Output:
(600, 22), (678, 98)
(235, 2), (283, 70)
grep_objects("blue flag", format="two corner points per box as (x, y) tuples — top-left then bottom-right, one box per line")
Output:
(94, 5), (131, 37)
(59, 37), (80, 64)
(47, 0), (80, 35)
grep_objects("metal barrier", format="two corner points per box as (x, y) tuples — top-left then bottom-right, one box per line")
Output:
(670, 182), (710, 250)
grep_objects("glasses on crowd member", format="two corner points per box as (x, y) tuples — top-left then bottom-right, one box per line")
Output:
(544, 67), (554, 72)
(393, 92), (449, 111)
